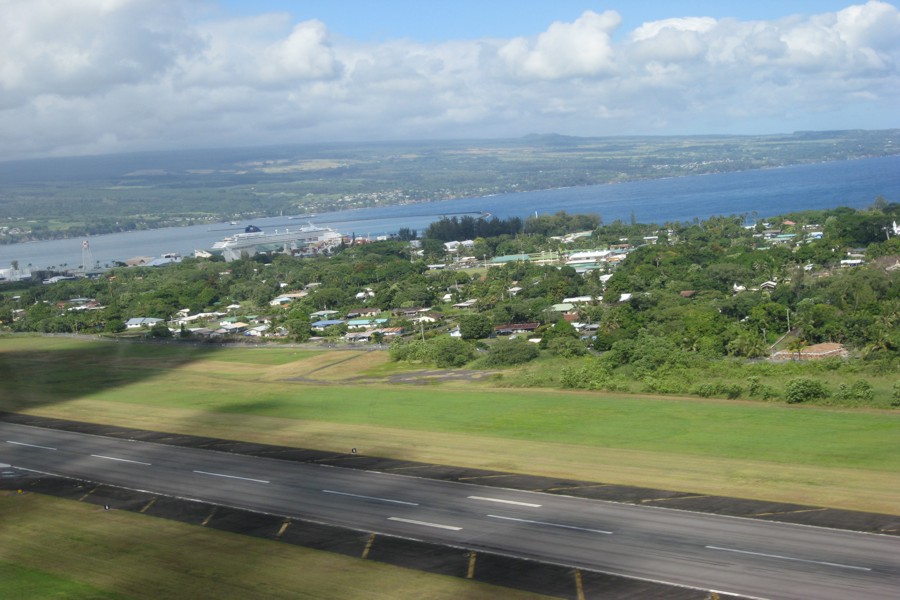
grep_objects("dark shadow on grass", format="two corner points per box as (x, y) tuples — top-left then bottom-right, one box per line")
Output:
(0, 336), (225, 413)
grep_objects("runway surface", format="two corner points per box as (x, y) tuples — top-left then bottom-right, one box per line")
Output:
(3, 421), (898, 600)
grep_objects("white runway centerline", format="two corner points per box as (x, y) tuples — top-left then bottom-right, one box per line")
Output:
(388, 517), (462, 531)
(705, 546), (872, 571)
(488, 514), (613, 534)
(322, 489), (419, 506)
(468, 495), (542, 507)
(6, 440), (57, 451)
(91, 454), (152, 466)
(193, 470), (269, 484)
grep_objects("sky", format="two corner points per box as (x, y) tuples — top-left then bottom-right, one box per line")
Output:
(1, 1), (898, 161)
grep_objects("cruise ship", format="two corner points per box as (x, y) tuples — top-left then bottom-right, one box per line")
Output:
(211, 224), (343, 262)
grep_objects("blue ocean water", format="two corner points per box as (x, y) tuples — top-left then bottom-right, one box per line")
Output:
(2, 155), (898, 271)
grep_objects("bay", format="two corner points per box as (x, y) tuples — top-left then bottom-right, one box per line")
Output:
(2, 154), (898, 271)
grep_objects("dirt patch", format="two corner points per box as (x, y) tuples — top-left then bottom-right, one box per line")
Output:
(387, 369), (498, 384)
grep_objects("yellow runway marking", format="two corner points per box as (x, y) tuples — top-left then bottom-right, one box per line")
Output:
(575, 569), (585, 600)
(467, 552), (477, 579)
(139, 497), (157, 513)
(751, 507), (827, 517)
(361, 533), (376, 559)
(201, 506), (217, 527)
(641, 495), (708, 503)
(276, 520), (292, 538)
(78, 487), (97, 502)
(543, 484), (612, 492)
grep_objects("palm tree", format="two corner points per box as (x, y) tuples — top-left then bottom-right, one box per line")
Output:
(786, 338), (806, 361)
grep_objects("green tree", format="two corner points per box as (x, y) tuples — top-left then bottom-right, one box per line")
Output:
(458, 313), (493, 340)
(105, 319), (126, 333)
(430, 337), (475, 367)
(482, 338), (540, 366)
(785, 378), (829, 404)
(148, 322), (173, 338)
(726, 330), (768, 358)
(547, 337), (588, 358)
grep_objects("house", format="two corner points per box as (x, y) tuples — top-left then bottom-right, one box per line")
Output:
(562, 296), (596, 304)
(443, 240), (475, 253)
(393, 307), (428, 318)
(219, 322), (248, 334)
(840, 259), (864, 267)
(550, 303), (575, 313)
(376, 327), (405, 337)
(245, 324), (270, 337)
(453, 299), (477, 309)
(42, 275), (77, 284)
(269, 291), (308, 306)
(411, 314), (439, 324)
(566, 250), (611, 266)
(491, 254), (530, 264)
(124, 317), (164, 329)
(345, 307), (381, 318)
(344, 331), (373, 343)
(310, 309), (340, 319)
(144, 254), (182, 267)
(311, 319), (345, 331)
(187, 327), (217, 337)
(494, 323), (541, 336)
(346, 319), (374, 329)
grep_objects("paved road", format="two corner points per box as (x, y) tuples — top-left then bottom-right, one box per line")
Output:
(3, 422), (898, 600)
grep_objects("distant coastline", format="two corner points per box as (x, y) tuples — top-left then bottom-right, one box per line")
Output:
(1, 153), (898, 271)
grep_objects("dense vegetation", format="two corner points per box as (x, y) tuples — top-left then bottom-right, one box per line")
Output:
(1, 129), (898, 243)
(2, 204), (898, 407)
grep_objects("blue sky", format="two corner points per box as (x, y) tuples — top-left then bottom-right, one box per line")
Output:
(214, 1), (895, 42)
(0, 1), (898, 160)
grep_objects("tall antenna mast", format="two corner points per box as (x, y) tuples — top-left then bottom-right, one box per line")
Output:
(81, 240), (93, 274)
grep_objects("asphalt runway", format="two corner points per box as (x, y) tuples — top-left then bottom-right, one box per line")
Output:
(3, 421), (898, 600)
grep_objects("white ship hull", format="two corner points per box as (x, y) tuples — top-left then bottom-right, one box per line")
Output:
(211, 225), (343, 261)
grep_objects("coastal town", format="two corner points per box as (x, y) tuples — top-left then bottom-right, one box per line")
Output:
(3, 209), (897, 382)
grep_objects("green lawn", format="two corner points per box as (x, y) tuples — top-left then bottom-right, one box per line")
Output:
(0, 561), (126, 600)
(3, 336), (897, 472)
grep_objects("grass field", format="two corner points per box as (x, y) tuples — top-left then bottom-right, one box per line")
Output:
(0, 493), (546, 600)
(2, 335), (899, 515)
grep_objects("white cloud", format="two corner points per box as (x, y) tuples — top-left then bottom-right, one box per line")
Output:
(0, 0), (897, 160)
(499, 10), (621, 79)
(0, 0), (197, 107)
